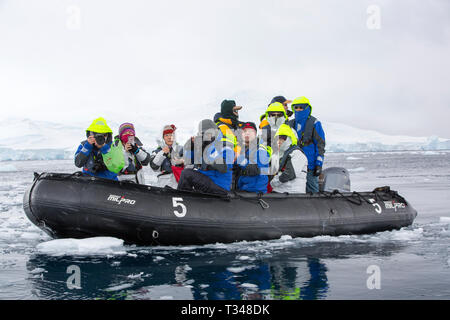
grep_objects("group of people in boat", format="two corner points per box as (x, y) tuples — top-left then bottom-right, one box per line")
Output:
(74, 96), (326, 195)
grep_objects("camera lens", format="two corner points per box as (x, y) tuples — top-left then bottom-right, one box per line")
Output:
(94, 134), (105, 145)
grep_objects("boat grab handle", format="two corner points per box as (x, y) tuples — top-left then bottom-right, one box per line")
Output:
(259, 199), (270, 209)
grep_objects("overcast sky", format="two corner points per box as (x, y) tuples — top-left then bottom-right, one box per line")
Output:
(0, 0), (449, 138)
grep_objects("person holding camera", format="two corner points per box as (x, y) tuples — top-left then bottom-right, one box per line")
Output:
(114, 123), (151, 184)
(74, 117), (118, 180)
(150, 124), (184, 189)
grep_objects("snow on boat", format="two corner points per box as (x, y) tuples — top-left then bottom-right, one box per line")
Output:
(23, 172), (417, 245)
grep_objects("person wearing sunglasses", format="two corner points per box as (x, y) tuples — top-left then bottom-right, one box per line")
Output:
(74, 117), (118, 180)
(289, 97), (326, 193)
(258, 95), (293, 130)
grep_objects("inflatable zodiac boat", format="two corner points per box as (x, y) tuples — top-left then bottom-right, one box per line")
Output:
(23, 171), (417, 245)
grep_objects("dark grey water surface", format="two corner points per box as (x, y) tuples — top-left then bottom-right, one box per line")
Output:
(0, 151), (449, 300)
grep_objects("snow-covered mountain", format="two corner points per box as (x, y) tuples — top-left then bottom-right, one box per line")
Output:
(0, 117), (449, 161)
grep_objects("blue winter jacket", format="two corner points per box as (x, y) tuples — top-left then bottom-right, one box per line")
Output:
(74, 141), (118, 180)
(236, 142), (270, 193)
(197, 134), (235, 191)
(292, 106), (326, 170)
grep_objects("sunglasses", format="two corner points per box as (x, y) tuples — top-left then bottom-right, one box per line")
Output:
(293, 103), (309, 111)
(268, 112), (284, 118)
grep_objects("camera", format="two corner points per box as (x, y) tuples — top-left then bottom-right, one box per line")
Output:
(87, 131), (106, 145)
(94, 134), (106, 145)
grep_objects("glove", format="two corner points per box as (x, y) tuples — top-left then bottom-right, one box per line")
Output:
(313, 165), (322, 177)
(242, 164), (260, 176)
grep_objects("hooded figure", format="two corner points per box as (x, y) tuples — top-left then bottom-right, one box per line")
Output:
(149, 124), (184, 189)
(178, 119), (234, 195)
(288, 97), (326, 193)
(258, 102), (298, 176)
(215, 99), (242, 159)
(259, 96), (293, 129)
(113, 123), (151, 184)
(270, 124), (308, 194)
(74, 117), (118, 180)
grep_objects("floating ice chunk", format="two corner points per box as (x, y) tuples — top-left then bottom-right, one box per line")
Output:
(36, 237), (125, 256)
(280, 235), (292, 240)
(104, 283), (134, 292)
(127, 272), (144, 279)
(227, 266), (247, 273)
(346, 156), (361, 160)
(241, 283), (258, 289)
(237, 255), (252, 261)
(30, 268), (47, 274)
(389, 228), (423, 241)
(153, 256), (165, 261)
(227, 265), (256, 273)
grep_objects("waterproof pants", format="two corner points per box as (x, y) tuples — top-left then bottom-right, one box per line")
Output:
(177, 169), (228, 195)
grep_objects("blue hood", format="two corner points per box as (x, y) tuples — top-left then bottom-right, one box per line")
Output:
(294, 106), (311, 130)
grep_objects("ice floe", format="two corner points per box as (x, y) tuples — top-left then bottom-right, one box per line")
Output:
(36, 237), (125, 256)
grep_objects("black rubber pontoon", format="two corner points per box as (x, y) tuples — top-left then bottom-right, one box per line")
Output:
(23, 172), (417, 245)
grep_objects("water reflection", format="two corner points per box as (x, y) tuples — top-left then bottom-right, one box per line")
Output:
(26, 240), (405, 300)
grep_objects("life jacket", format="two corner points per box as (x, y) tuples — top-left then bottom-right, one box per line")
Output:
(259, 116), (269, 130)
(215, 117), (241, 159)
(237, 139), (271, 175)
(279, 144), (302, 172)
(79, 140), (107, 173)
(289, 116), (317, 147)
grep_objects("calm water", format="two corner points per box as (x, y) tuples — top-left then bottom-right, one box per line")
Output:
(0, 151), (449, 300)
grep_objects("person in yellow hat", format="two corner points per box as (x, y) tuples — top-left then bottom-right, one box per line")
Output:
(259, 95), (293, 130)
(74, 117), (119, 180)
(288, 97), (326, 193)
(269, 124), (308, 193)
(259, 102), (298, 179)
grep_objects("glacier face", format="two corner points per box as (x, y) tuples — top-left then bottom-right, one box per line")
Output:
(0, 118), (449, 161)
